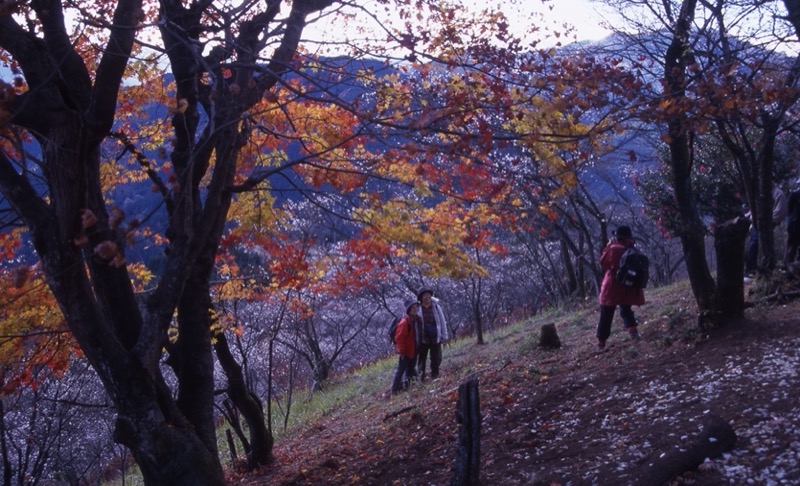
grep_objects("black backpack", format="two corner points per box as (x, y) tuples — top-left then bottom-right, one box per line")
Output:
(615, 246), (650, 289)
(388, 316), (400, 344)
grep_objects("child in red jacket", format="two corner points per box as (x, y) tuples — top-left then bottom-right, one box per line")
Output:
(391, 299), (421, 394)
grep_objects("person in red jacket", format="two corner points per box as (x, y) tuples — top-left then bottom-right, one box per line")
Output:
(596, 225), (645, 351)
(391, 299), (421, 394)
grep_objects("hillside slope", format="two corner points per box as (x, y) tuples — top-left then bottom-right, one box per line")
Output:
(229, 281), (800, 485)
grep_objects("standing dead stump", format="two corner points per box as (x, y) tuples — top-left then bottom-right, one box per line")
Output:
(713, 217), (750, 321)
(539, 323), (561, 349)
(450, 376), (480, 486)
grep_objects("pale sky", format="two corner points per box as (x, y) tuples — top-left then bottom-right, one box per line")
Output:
(304, 0), (617, 54)
(537, 0), (617, 41)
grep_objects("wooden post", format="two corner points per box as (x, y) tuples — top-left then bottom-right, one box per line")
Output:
(450, 376), (480, 486)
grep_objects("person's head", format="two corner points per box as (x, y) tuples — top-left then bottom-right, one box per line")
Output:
(417, 288), (434, 305)
(404, 299), (419, 315)
(613, 225), (633, 240)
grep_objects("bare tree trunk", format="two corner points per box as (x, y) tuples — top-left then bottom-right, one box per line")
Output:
(560, 238), (578, 296)
(172, 277), (219, 455)
(113, 419), (223, 485)
(0, 400), (11, 486)
(220, 399), (250, 455)
(473, 276), (485, 345)
(663, 0), (717, 313)
(226, 429), (238, 464)
(215, 333), (274, 467)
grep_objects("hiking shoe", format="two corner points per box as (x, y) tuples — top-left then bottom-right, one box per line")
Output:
(595, 340), (606, 353)
(629, 332), (642, 341)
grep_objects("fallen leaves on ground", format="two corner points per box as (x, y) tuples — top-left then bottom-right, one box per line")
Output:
(230, 284), (800, 485)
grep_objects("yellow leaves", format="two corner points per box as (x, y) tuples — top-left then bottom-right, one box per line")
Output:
(216, 277), (255, 304)
(358, 198), (491, 279)
(229, 191), (278, 234)
(0, 264), (74, 395)
(374, 76), (414, 116)
(127, 262), (154, 291)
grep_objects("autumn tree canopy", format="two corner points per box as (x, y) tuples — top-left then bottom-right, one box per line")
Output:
(0, 0), (643, 482)
(8, 0), (798, 481)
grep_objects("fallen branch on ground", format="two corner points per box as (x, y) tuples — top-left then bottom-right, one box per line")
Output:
(383, 406), (417, 422)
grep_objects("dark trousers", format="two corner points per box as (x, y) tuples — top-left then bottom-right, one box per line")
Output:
(416, 342), (442, 380)
(596, 305), (637, 342)
(391, 356), (417, 393)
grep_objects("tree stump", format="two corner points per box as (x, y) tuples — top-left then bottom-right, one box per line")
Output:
(450, 377), (480, 486)
(713, 217), (750, 321)
(538, 323), (561, 349)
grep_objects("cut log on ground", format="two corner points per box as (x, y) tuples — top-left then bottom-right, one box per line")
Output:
(635, 414), (736, 486)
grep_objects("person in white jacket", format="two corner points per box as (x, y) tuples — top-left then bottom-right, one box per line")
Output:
(416, 288), (448, 381)
(745, 185), (788, 275)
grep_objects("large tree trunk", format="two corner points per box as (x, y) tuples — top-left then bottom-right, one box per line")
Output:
(172, 277), (220, 456)
(754, 154), (777, 272)
(663, 0), (716, 313)
(113, 409), (224, 485)
(1, 0), (331, 482)
(14, 115), (227, 484)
